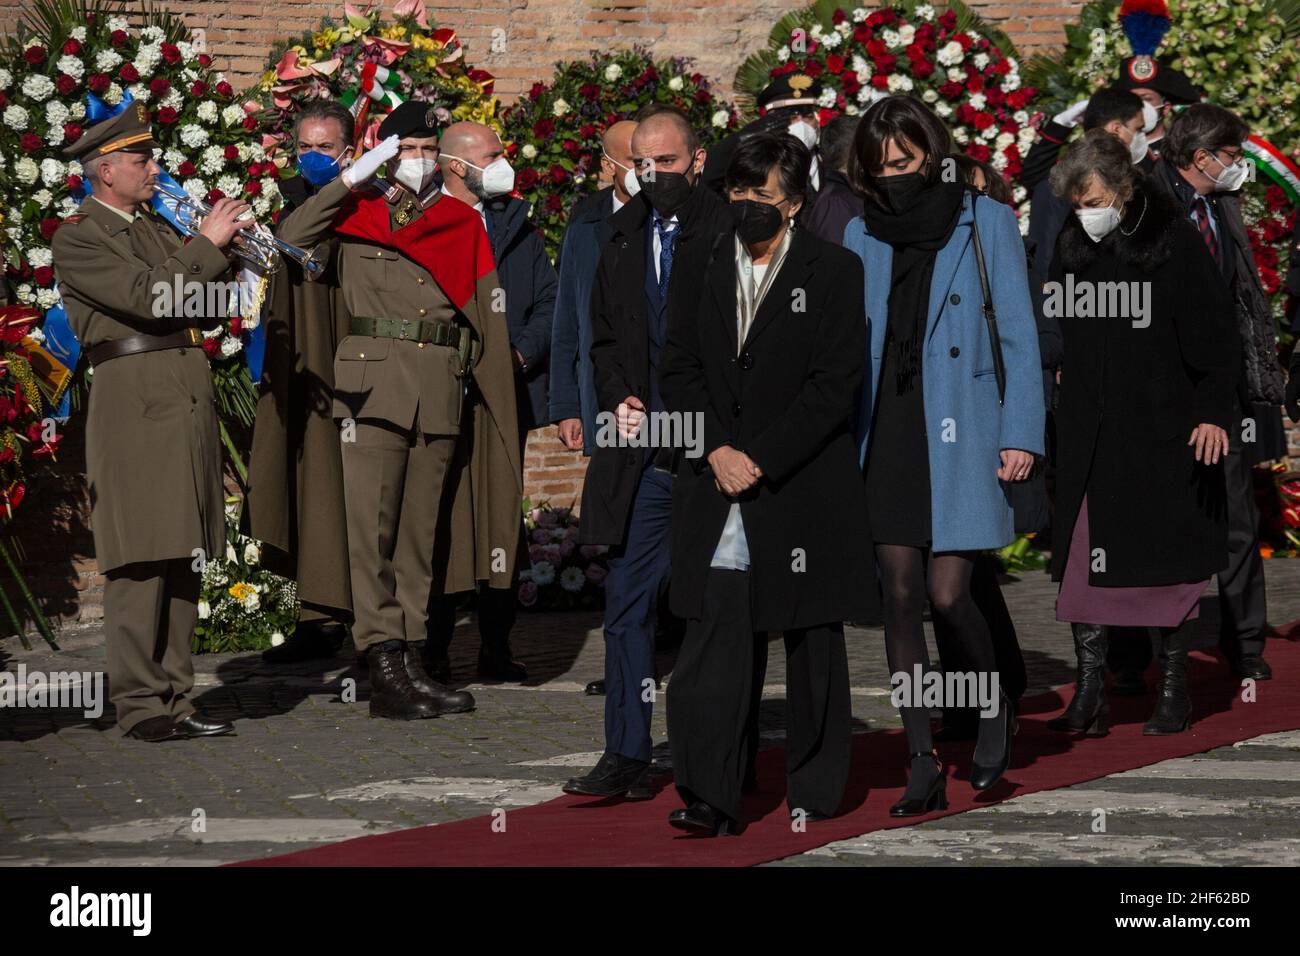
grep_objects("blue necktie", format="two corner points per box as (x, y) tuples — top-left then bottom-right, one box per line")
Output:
(655, 217), (678, 298)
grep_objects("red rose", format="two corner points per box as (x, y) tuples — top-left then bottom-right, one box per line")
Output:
(205, 189), (225, 204)
(228, 315), (244, 337)
(993, 58), (1012, 76)
(544, 194), (563, 214)
(841, 74), (861, 95)
(178, 160), (197, 177)
(579, 123), (598, 138)
(33, 266), (54, 287)
(150, 77), (170, 97)
(533, 119), (554, 139)
(866, 39), (887, 58)
(1004, 89), (1030, 111)
(161, 43), (181, 64)
(966, 74), (984, 93)
(912, 60), (935, 80)
(831, 8), (846, 24)
(939, 10), (958, 29)
(549, 164), (567, 185)
(867, 9), (895, 27)
(216, 81), (234, 98)
(871, 74), (890, 91)
(245, 179), (262, 196)
(23, 45), (47, 65)
(561, 139), (580, 157)
(905, 42), (927, 61)
(515, 167), (539, 191)
(853, 24), (872, 44)
(972, 111), (995, 131)
(65, 174), (82, 191)
(20, 133), (43, 153)
(939, 81), (965, 100)
(39, 218), (62, 241)
(241, 116), (256, 131)
(63, 38), (81, 55)
(87, 73), (110, 94)
(693, 88), (711, 104)
(56, 74), (77, 96)
(156, 106), (177, 124)
(202, 337), (220, 358)
(119, 63), (139, 83)
(826, 54), (845, 74)
(224, 144), (240, 161)
(529, 82), (545, 100)
(873, 54), (896, 74)
(110, 29), (128, 47)
(985, 87), (1004, 108)
(579, 83), (601, 100)
(198, 54), (213, 68)
(190, 80), (208, 97)
(967, 144), (991, 162)
(62, 122), (82, 143)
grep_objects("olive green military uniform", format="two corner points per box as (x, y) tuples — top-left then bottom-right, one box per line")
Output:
(277, 175), (467, 652)
(52, 109), (228, 733)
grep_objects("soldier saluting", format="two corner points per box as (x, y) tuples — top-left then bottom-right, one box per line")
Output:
(276, 102), (522, 720)
(52, 101), (247, 742)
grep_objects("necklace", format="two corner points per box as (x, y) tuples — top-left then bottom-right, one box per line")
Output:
(1119, 193), (1148, 237)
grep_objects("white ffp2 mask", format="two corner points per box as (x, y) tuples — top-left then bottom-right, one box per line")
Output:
(393, 157), (437, 195)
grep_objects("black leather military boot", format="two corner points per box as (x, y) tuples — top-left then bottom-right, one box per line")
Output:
(404, 643), (475, 714)
(367, 640), (441, 720)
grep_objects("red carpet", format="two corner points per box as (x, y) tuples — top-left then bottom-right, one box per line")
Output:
(233, 622), (1300, 867)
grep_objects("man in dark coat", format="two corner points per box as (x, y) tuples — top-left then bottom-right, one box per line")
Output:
(562, 108), (735, 800)
(661, 133), (873, 832)
(549, 121), (637, 455)
(424, 121), (558, 683)
(247, 99), (356, 665)
(800, 113), (860, 244)
(1146, 104), (1285, 680)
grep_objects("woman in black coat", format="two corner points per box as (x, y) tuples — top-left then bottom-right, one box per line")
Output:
(1047, 130), (1239, 737)
(659, 133), (875, 835)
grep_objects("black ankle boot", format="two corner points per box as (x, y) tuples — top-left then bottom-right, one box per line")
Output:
(890, 750), (947, 817)
(404, 645), (476, 714)
(367, 641), (441, 720)
(1048, 623), (1110, 735)
(1144, 625), (1192, 735)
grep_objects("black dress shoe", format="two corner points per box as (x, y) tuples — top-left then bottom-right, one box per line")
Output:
(404, 646), (475, 714)
(668, 801), (739, 836)
(124, 715), (186, 742)
(890, 751), (948, 817)
(262, 621), (346, 664)
(174, 712), (235, 738)
(970, 690), (1016, 791)
(791, 808), (833, 823)
(625, 764), (659, 800)
(584, 679), (606, 696)
(562, 752), (650, 798)
(478, 648), (528, 682)
(1231, 653), (1272, 681)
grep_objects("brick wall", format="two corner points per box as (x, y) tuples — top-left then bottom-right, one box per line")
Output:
(2, 1), (1091, 628)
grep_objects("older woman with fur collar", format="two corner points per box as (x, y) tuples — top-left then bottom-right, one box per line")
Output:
(1046, 130), (1239, 738)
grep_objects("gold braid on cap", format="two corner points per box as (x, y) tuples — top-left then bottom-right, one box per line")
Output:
(97, 132), (155, 156)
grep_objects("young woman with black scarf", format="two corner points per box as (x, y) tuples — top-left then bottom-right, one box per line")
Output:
(842, 96), (1046, 816)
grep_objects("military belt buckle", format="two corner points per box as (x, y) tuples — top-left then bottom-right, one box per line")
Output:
(397, 318), (412, 341)
(186, 327), (201, 345)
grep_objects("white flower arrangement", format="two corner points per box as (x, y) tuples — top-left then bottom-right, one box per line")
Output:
(56, 55), (84, 80)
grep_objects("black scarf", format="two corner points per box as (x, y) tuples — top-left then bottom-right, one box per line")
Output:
(860, 176), (965, 394)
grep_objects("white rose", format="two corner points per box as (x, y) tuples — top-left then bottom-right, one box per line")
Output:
(991, 151), (1009, 172)
(922, 88), (939, 103)
(887, 74), (913, 93)
(852, 7), (869, 22)
(836, 20), (851, 37)
(95, 49), (123, 72)
(56, 55), (84, 80)
(270, 631), (285, 647)
(995, 132), (1015, 150)
(844, 103), (859, 116)
(1003, 73), (1020, 92)
(969, 93), (987, 110)
(934, 101), (953, 118)
(243, 542), (260, 565)
(915, 4), (935, 20)
(14, 157), (39, 185)
(197, 600), (210, 620)
(947, 68), (964, 83)
(604, 63), (622, 82)
(521, 143), (537, 160)
(980, 124), (997, 141)
(882, 30), (902, 49)
(821, 31), (841, 49)
(28, 326), (46, 344)
(1013, 110), (1029, 125)
(1012, 185), (1027, 203)
(818, 87), (838, 108)
(552, 98), (570, 117)
(776, 46), (790, 64)
(898, 25), (916, 45)
(4, 104), (29, 131)
(938, 42), (965, 67)
(974, 53), (990, 71)
(107, 15), (129, 31)
(668, 75), (683, 91)
(16, 284), (34, 304)
(952, 127), (970, 144)
(21, 74), (55, 102)
(711, 109), (729, 129)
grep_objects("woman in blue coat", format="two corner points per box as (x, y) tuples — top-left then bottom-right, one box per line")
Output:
(842, 97), (1045, 814)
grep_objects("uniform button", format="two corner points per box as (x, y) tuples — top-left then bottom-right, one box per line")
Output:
(417, 277), (425, 285)
(375, 251), (383, 258)
(191, 396), (197, 405)
(950, 346), (960, 358)
(359, 352), (366, 359)
(190, 263), (200, 273)
(731, 401), (741, 416)
(418, 308), (427, 316)
(739, 352), (754, 370)
(950, 293), (961, 305)
(418, 343), (426, 349)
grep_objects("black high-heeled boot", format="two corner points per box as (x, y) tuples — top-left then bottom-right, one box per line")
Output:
(1143, 624), (1192, 735)
(1048, 623), (1110, 735)
(970, 688), (1015, 791)
(889, 750), (947, 817)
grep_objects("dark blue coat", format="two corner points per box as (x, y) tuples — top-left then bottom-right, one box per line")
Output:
(547, 187), (615, 453)
(484, 194), (558, 431)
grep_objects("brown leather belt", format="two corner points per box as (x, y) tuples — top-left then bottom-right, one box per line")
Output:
(86, 327), (204, 366)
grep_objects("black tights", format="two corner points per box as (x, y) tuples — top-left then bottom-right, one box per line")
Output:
(876, 545), (997, 758)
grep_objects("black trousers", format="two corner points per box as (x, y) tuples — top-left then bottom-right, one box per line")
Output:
(667, 568), (851, 822)
(1218, 404), (1268, 658)
(426, 587), (517, 657)
(933, 552), (1027, 729)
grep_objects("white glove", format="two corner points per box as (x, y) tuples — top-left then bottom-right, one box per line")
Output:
(1052, 99), (1090, 128)
(342, 134), (401, 188)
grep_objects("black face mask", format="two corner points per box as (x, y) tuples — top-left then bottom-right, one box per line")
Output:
(731, 198), (785, 245)
(640, 170), (694, 217)
(872, 171), (927, 215)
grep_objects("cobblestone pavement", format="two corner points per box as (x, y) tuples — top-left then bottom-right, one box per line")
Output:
(2, 561), (1299, 867)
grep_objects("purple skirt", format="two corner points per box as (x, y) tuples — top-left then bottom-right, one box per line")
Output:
(1056, 495), (1206, 627)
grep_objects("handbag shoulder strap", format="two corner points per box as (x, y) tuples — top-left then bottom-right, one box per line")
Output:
(965, 190), (1007, 405)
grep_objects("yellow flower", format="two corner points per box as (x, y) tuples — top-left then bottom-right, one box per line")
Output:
(381, 25), (408, 40)
(411, 34), (434, 52)
(259, 68), (278, 91)
(228, 582), (255, 602)
(425, 55), (440, 71)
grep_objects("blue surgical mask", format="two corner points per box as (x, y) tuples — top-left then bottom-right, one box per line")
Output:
(297, 150), (344, 187)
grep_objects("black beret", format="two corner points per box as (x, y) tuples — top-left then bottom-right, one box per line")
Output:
(377, 101), (440, 140)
